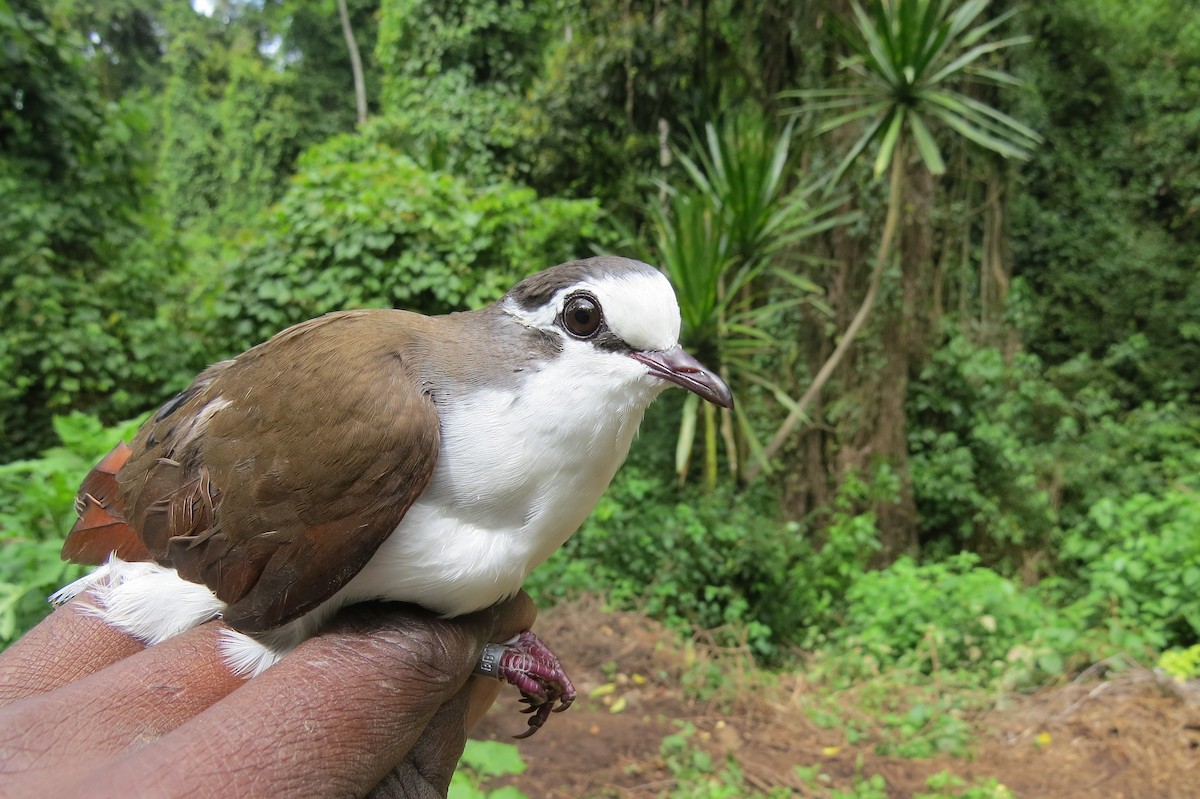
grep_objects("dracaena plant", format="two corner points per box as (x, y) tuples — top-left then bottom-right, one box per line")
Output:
(638, 112), (847, 486)
(747, 0), (1041, 480)
(806, 0), (1040, 184)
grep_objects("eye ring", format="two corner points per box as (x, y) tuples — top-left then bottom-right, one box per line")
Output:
(560, 292), (603, 339)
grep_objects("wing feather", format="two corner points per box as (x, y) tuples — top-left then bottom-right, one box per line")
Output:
(63, 310), (442, 633)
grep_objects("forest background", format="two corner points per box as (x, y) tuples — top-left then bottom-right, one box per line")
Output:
(1, 0), (1199, 791)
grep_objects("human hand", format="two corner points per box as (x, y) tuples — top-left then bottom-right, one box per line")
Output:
(0, 591), (536, 798)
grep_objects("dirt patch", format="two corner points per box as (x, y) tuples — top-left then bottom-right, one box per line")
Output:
(473, 598), (1200, 798)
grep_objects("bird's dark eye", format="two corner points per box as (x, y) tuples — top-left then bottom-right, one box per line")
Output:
(561, 293), (602, 339)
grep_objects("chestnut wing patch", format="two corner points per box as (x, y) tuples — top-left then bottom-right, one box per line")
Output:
(62, 441), (152, 564)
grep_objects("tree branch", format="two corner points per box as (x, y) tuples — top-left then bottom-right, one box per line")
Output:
(745, 141), (907, 482)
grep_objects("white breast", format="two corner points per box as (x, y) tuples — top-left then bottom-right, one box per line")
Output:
(342, 343), (665, 616)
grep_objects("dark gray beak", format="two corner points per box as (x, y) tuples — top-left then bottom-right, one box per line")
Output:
(631, 346), (734, 409)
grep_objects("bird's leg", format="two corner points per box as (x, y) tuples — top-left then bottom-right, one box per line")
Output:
(476, 630), (575, 739)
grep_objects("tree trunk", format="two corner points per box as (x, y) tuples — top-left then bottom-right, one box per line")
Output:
(337, 0), (368, 126)
(872, 164), (936, 560)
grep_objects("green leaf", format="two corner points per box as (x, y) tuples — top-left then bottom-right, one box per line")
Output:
(874, 107), (905, 177)
(812, 102), (890, 136)
(676, 393), (700, 483)
(829, 109), (891, 188)
(735, 404), (772, 476)
(457, 740), (527, 778)
(927, 106), (1030, 160)
(908, 112), (946, 174)
(925, 35), (1033, 88)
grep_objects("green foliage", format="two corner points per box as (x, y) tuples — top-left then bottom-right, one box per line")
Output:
(155, 11), (325, 232)
(873, 699), (973, 759)
(215, 133), (604, 351)
(54, 0), (167, 99)
(154, 23), (228, 228)
(520, 0), (701, 204)
(449, 740), (528, 799)
(526, 399), (791, 658)
(375, 0), (551, 181)
(1010, 0), (1200, 404)
(794, 763), (888, 799)
(916, 772), (1015, 799)
(828, 553), (1079, 683)
(783, 467), (892, 647)
(214, 30), (311, 221)
(795, 763), (1013, 799)
(911, 325), (1200, 567)
(527, 463), (787, 659)
(634, 112), (845, 484)
(1158, 645), (1200, 682)
(528, 431), (899, 660)
(648, 114), (842, 343)
(261, 0), (381, 142)
(787, 0), (1040, 186)
(1059, 477), (1200, 652)
(659, 723), (794, 799)
(0, 0), (201, 459)
(0, 413), (143, 646)
(908, 330), (1061, 559)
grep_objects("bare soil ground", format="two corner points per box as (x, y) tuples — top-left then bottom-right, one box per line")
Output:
(474, 597), (1200, 798)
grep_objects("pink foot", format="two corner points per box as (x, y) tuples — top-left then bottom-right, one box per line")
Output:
(476, 630), (575, 739)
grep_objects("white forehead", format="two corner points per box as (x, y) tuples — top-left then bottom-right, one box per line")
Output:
(506, 268), (682, 351)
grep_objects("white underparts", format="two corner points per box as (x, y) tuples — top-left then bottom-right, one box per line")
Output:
(343, 335), (665, 617)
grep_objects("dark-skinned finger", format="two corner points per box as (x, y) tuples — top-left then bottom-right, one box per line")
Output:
(365, 679), (477, 799)
(360, 674), (503, 798)
(0, 599), (145, 708)
(52, 595), (536, 799)
(0, 620), (242, 782)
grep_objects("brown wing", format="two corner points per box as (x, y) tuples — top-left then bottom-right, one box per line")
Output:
(62, 309), (442, 634)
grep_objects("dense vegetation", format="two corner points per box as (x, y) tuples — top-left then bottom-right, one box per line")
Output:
(2, 0), (1198, 712)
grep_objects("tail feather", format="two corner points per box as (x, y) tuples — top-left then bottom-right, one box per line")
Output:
(61, 442), (152, 564)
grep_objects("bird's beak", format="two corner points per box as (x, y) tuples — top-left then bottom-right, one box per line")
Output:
(631, 346), (734, 409)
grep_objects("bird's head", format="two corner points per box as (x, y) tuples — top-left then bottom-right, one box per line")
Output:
(502, 257), (733, 410)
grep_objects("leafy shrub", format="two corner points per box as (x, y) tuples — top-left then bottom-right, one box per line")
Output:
(910, 328), (1200, 575)
(213, 133), (605, 353)
(0, 1), (200, 459)
(1059, 477), (1200, 652)
(1158, 645), (1200, 682)
(1049, 398), (1200, 532)
(375, 0), (550, 182)
(1011, 1), (1200, 406)
(783, 466), (892, 649)
(0, 413), (143, 646)
(827, 553), (1080, 684)
(908, 331), (1063, 562)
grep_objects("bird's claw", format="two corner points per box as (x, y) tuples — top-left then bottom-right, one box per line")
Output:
(489, 630), (576, 738)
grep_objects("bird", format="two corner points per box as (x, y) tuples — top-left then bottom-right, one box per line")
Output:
(52, 255), (733, 736)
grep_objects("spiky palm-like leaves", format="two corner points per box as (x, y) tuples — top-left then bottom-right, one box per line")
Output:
(747, 0), (1040, 480)
(644, 114), (846, 485)
(791, 0), (1041, 186)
